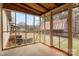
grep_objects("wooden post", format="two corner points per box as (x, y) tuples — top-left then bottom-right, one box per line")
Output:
(44, 15), (46, 44)
(39, 16), (41, 43)
(67, 4), (73, 56)
(33, 15), (35, 43)
(25, 14), (27, 45)
(0, 3), (3, 51)
(15, 12), (16, 47)
(50, 11), (53, 46)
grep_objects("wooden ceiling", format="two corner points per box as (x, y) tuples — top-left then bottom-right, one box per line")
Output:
(3, 3), (65, 16)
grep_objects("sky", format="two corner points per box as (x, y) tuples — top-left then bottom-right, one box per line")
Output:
(11, 11), (40, 26)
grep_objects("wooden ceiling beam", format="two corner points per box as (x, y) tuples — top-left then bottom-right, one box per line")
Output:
(55, 3), (65, 6)
(3, 3), (40, 16)
(41, 4), (65, 15)
(36, 3), (49, 10)
(14, 3), (41, 15)
(22, 3), (43, 14)
(41, 9), (53, 15)
(16, 3), (41, 14)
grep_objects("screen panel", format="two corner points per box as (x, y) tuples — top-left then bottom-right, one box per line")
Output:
(72, 7), (79, 55)
(44, 16), (50, 46)
(16, 12), (26, 46)
(34, 16), (40, 43)
(3, 9), (16, 49)
(26, 14), (34, 44)
(53, 11), (68, 52)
